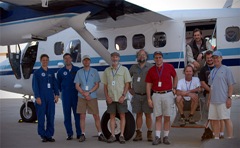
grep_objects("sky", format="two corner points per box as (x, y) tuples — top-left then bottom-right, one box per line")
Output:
(127, 0), (240, 11)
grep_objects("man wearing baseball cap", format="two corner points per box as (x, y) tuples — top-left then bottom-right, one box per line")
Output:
(208, 50), (236, 139)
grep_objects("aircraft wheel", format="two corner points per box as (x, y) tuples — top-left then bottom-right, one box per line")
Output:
(20, 102), (37, 122)
(101, 110), (135, 141)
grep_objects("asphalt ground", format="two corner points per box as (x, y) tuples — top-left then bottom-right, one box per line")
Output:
(0, 97), (239, 148)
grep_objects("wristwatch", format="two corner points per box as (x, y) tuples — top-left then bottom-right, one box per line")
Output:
(228, 96), (232, 99)
(122, 94), (125, 97)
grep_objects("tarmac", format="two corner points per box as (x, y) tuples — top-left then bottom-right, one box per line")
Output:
(0, 96), (239, 148)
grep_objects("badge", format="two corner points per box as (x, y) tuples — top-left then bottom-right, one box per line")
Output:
(158, 82), (162, 87)
(47, 83), (51, 88)
(63, 71), (67, 75)
(85, 86), (89, 91)
(112, 81), (115, 86)
(137, 77), (141, 82)
(41, 73), (46, 77)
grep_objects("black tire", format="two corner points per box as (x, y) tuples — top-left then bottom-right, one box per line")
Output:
(101, 110), (135, 141)
(20, 102), (37, 122)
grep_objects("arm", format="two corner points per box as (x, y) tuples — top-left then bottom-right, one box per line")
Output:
(32, 73), (41, 105)
(226, 85), (233, 109)
(186, 45), (195, 63)
(200, 81), (210, 92)
(56, 71), (62, 92)
(104, 84), (112, 104)
(172, 75), (178, 94)
(146, 82), (153, 108)
(53, 75), (59, 103)
(119, 82), (129, 103)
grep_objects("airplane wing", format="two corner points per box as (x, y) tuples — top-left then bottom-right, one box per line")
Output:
(0, 0), (171, 45)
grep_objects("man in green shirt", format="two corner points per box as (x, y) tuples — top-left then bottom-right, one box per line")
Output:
(102, 52), (132, 144)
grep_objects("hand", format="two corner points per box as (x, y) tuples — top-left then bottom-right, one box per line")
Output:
(118, 96), (125, 104)
(85, 95), (91, 100)
(197, 53), (203, 62)
(36, 98), (41, 105)
(192, 61), (200, 69)
(106, 96), (113, 104)
(226, 99), (232, 109)
(148, 99), (153, 108)
(54, 96), (59, 103)
(188, 93), (198, 101)
(129, 88), (135, 95)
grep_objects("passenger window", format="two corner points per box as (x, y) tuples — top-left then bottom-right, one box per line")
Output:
(132, 34), (145, 49)
(98, 37), (109, 50)
(54, 42), (64, 55)
(115, 35), (127, 50)
(66, 40), (81, 63)
(225, 27), (240, 42)
(153, 32), (166, 48)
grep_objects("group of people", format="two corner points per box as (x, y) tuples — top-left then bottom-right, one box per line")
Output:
(32, 28), (235, 145)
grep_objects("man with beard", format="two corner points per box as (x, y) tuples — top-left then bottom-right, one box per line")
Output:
(102, 52), (132, 144)
(186, 28), (212, 71)
(129, 49), (153, 142)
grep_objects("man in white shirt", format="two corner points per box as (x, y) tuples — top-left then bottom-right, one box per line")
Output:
(176, 65), (201, 126)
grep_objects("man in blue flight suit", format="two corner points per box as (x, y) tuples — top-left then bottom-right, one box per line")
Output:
(57, 53), (81, 140)
(32, 54), (59, 142)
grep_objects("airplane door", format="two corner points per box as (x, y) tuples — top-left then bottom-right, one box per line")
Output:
(21, 42), (38, 79)
(8, 45), (21, 79)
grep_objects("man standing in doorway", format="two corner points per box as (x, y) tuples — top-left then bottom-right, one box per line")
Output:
(57, 53), (81, 140)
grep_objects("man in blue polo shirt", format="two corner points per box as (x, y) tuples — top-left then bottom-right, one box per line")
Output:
(74, 55), (106, 142)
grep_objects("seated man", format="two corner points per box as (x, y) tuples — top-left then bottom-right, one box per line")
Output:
(176, 65), (201, 126)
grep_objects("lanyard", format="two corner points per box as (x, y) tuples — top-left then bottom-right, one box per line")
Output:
(185, 80), (192, 91)
(84, 69), (90, 84)
(155, 64), (164, 80)
(211, 66), (221, 82)
(112, 65), (121, 78)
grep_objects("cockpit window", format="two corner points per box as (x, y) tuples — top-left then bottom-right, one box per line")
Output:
(54, 42), (64, 55)
(115, 35), (127, 50)
(225, 27), (240, 42)
(153, 32), (166, 48)
(67, 40), (81, 63)
(132, 34), (145, 49)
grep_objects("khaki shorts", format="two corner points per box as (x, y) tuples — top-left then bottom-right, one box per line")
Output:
(152, 92), (175, 117)
(77, 98), (99, 114)
(208, 103), (230, 120)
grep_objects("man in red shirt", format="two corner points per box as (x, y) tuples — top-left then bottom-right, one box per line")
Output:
(146, 51), (178, 145)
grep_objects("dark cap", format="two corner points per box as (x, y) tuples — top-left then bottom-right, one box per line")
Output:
(153, 51), (163, 57)
(111, 52), (120, 57)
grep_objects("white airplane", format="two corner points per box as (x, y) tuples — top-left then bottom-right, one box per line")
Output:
(0, 0), (239, 140)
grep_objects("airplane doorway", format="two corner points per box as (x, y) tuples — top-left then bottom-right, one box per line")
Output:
(21, 42), (38, 79)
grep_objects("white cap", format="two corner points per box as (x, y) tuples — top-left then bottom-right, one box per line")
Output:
(82, 55), (91, 61)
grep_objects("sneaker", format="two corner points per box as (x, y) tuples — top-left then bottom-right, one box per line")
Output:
(119, 136), (125, 144)
(107, 135), (116, 143)
(189, 116), (195, 124)
(79, 134), (86, 142)
(66, 135), (73, 140)
(219, 135), (224, 139)
(152, 136), (161, 145)
(163, 136), (170, 145)
(179, 118), (186, 127)
(98, 133), (107, 142)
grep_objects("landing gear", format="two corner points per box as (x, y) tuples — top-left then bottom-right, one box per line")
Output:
(101, 110), (135, 141)
(19, 95), (37, 123)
